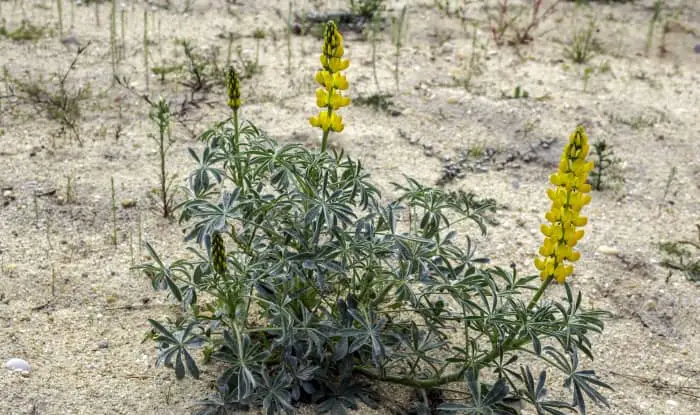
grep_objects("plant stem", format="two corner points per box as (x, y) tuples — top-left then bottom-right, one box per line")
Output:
(527, 275), (553, 310)
(56, 0), (63, 38)
(120, 8), (126, 61)
(159, 124), (168, 218)
(143, 8), (149, 92)
(356, 336), (532, 388)
(110, 0), (118, 85)
(371, 13), (379, 92)
(320, 130), (329, 153)
(70, 0), (74, 31)
(111, 176), (118, 245)
(286, 0), (292, 75)
(232, 109), (242, 187)
(255, 38), (260, 68)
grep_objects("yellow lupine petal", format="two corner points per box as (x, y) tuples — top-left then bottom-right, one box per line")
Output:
(330, 93), (350, 109)
(330, 113), (344, 132)
(333, 73), (349, 90)
(534, 257), (546, 270)
(316, 88), (328, 107)
(569, 251), (581, 262)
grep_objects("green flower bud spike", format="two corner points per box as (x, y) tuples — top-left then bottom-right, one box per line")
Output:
(211, 232), (227, 278)
(226, 67), (241, 112)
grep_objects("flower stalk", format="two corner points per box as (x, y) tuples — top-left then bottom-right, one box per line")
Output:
(309, 21), (350, 152)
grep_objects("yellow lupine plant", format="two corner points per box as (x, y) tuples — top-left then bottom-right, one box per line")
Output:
(309, 21), (350, 152)
(534, 126), (595, 284)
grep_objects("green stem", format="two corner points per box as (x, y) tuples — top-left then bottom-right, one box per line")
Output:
(233, 109), (239, 152)
(159, 126), (168, 218)
(233, 109), (242, 187)
(321, 129), (330, 153)
(527, 275), (553, 311)
(356, 336), (532, 389)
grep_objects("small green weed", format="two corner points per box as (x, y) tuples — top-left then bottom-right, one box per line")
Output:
(2, 43), (91, 143)
(645, 0), (663, 56)
(151, 64), (183, 83)
(0, 20), (49, 41)
(178, 39), (219, 99)
(588, 140), (623, 190)
(659, 225), (700, 282)
(503, 85), (529, 99)
(566, 19), (598, 64)
(391, 5), (408, 92)
(453, 23), (485, 91)
(349, 0), (383, 20)
(148, 98), (176, 218)
(353, 93), (400, 115)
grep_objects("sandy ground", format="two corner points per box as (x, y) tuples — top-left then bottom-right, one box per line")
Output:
(1, 0), (699, 413)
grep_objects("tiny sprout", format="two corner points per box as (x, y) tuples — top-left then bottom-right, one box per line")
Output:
(149, 98), (175, 218)
(589, 140), (623, 191)
(253, 28), (266, 39)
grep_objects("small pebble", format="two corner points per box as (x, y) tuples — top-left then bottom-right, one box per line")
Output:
(5, 358), (31, 374)
(597, 245), (620, 256)
(666, 399), (678, 407)
(98, 340), (109, 349)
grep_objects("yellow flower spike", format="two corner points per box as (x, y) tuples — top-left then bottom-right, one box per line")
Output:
(311, 21), (350, 151)
(533, 126), (594, 286)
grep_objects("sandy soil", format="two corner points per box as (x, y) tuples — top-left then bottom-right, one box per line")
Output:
(1, 0), (699, 413)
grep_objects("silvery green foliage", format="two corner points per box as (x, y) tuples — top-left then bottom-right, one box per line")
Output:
(139, 117), (610, 415)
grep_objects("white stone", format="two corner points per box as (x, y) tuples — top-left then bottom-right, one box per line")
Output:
(5, 358), (31, 374)
(597, 245), (620, 255)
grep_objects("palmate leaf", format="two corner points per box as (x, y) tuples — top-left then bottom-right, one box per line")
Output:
(314, 375), (379, 415)
(193, 383), (249, 415)
(334, 306), (387, 366)
(216, 326), (269, 402)
(519, 366), (574, 415)
(259, 368), (295, 415)
(438, 368), (516, 414)
(187, 146), (225, 197)
(544, 347), (612, 415)
(149, 319), (204, 379)
(181, 189), (247, 245)
(246, 143), (307, 191)
(283, 355), (319, 401)
(392, 321), (445, 367)
(447, 190), (497, 236)
(552, 284), (609, 359)
(337, 156), (380, 209)
(134, 241), (187, 302)
(303, 174), (357, 244)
